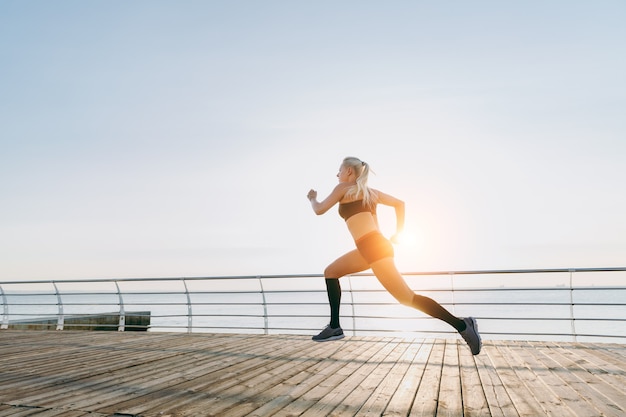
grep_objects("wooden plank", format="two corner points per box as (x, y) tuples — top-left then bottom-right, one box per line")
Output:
(504, 341), (577, 416)
(0, 406), (96, 417)
(253, 337), (387, 417)
(0, 332), (105, 376)
(90, 335), (298, 414)
(0, 407), (46, 417)
(331, 339), (411, 416)
(458, 340), (490, 417)
(125, 334), (357, 416)
(582, 342), (626, 365)
(159, 336), (377, 416)
(565, 343), (626, 387)
(559, 342), (626, 410)
(382, 339), (434, 416)
(409, 338), (446, 416)
(530, 341), (624, 417)
(354, 339), (424, 416)
(163, 335), (353, 417)
(4, 333), (239, 408)
(546, 342), (626, 414)
(0, 405), (40, 417)
(0, 332), (147, 397)
(3, 333), (234, 408)
(270, 337), (390, 417)
(600, 342), (626, 364)
(515, 342), (598, 417)
(0, 332), (189, 395)
(473, 341), (518, 417)
(296, 338), (398, 416)
(2, 336), (179, 400)
(485, 341), (546, 416)
(436, 339), (462, 417)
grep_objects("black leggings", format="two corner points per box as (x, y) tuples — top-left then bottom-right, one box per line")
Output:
(325, 278), (465, 332)
(411, 294), (465, 332)
(326, 278), (341, 329)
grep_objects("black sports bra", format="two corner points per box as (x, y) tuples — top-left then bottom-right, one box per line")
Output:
(338, 200), (376, 221)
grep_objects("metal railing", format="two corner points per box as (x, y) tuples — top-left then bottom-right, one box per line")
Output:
(1, 267), (625, 343)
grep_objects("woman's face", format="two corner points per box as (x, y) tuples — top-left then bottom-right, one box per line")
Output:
(337, 164), (353, 183)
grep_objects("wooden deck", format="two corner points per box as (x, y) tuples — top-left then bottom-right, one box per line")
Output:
(0, 331), (624, 417)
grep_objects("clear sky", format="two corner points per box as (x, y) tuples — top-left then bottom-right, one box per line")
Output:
(1, 1), (625, 281)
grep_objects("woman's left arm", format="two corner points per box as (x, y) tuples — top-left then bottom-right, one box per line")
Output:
(375, 190), (405, 241)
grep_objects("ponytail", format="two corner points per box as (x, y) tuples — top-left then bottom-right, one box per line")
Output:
(342, 157), (376, 206)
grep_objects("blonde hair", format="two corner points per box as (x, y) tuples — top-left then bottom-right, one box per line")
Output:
(342, 156), (376, 206)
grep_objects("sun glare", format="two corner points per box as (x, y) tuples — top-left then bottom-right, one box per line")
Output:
(394, 230), (419, 247)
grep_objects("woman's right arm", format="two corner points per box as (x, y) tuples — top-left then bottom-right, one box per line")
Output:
(375, 190), (405, 240)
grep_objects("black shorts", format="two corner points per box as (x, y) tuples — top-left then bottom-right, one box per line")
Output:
(355, 231), (394, 264)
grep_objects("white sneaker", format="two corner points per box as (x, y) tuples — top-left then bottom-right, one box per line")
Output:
(460, 317), (481, 355)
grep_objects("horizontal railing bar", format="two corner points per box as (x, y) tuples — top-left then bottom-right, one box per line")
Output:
(3, 300), (625, 306)
(0, 275), (315, 285)
(169, 325), (262, 329)
(1, 289), (261, 293)
(4, 303), (257, 306)
(8, 313), (625, 323)
(340, 287), (626, 292)
(199, 325), (615, 339)
(4, 302), (625, 308)
(470, 317), (626, 322)
(1, 267), (625, 286)
(346, 316), (626, 322)
(5, 288), (625, 296)
(355, 330), (626, 339)
(398, 267), (626, 275)
(481, 333), (626, 338)
(4, 288), (624, 296)
(5, 302), (624, 310)
(343, 302), (626, 306)
(4, 286), (625, 293)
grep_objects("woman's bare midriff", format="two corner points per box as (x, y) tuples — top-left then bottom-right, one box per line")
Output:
(345, 212), (380, 241)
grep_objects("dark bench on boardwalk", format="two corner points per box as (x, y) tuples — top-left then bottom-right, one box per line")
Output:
(7, 311), (151, 331)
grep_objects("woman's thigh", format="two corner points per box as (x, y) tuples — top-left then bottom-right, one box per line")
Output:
(370, 258), (414, 305)
(325, 249), (371, 278)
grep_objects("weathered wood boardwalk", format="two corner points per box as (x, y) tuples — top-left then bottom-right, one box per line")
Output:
(0, 331), (624, 416)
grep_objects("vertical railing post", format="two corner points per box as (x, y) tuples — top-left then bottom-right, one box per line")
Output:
(569, 269), (577, 342)
(52, 282), (64, 331)
(449, 272), (456, 316)
(182, 278), (192, 333)
(347, 276), (356, 336)
(258, 276), (269, 335)
(115, 281), (125, 331)
(0, 285), (8, 330)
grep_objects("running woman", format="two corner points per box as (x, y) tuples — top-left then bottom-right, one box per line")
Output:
(307, 156), (481, 354)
